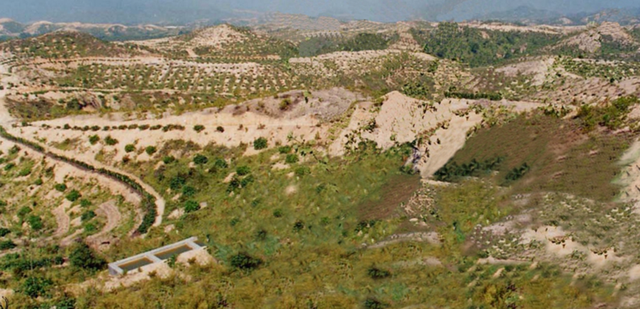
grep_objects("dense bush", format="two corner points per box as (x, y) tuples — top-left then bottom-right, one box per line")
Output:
(367, 266), (391, 279)
(236, 166), (251, 176)
(0, 228), (10, 237)
(184, 200), (200, 213)
(27, 215), (43, 230)
(503, 163), (530, 185)
(193, 154), (208, 165)
(162, 156), (176, 164)
(124, 144), (135, 153)
(54, 183), (67, 192)
(89, 135), (100, 145)
(0, 240), (16, 250)
(20, 276), (52, 298)
(104, 135), (118, 145)
(81, 210), (96, 222)
(230, 252), (262, 270)
(285, 154), (299, 164)
(65, 190), (81, 202)
(214, 158), (228, 169)
(69, 243), (105, 271)
(253, 137), (268, 150)
(193, 125), (205, 133)
(278, 146), (292, 154)
(434, 157), (504, 182)
(145, 146), (157, 155)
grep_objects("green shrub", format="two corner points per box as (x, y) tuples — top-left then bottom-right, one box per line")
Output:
(367, 266), (391, 279)
(285, 154), (299, 164)
(9, 145), (20, 155)
(81, 210), (96, 222)
(273, 209), (283, 218)
(169, 176), (186, 190)
(145, 146), (157, 155)
(236, 166), (251, 176)
(230, 252), (262, 270)
(18, 166), (32, 176)
(0, 240), (15, 250)
(0, 228), (10, 237)
(27, 215), (43, 230)
(214, 158), (228, 169)
(194, 125), (205, 133)
(80, 199), (91, 207)
(294, 166), (310, 177)
(66, 189), (81, 202)
(17, 206), (31, 218)
(193, 154), (208, 165)
(84, 223), (97, 233)
(162, 156), (176, 164)
(69, 243), (105, 271)
(124, 144), (135, 153)
(253, 137), (268, 150)
(216, 126), (225, 133)
(20, 276), (52, 298)
(182, 186), (196, 197)
(4, 163), (15, 171)
(104, 135), (118, 145)
(364, 297), (388, 309)
(34, 178), (43, 185)
(89, 135), (100, 145)
(184, 200), (200, 213)
(278, 146), (292, 154)
(293, 220), (305, 231)
(54, 183), (67, 192)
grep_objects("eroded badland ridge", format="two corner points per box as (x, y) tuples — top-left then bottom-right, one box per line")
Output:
(1, 16), (640, 308)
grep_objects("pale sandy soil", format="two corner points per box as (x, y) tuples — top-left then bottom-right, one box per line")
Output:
(496, 57), (556, 86)
(558, 22), (637, 53)
(367, 232), (440, 249)
(86, 200), (121, 247)
(51, 200), (72, 238)
(329, 91), (542, 177)
(521, 225), (623, 268)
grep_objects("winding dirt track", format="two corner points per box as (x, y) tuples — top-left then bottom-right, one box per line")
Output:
(0, 63), (166, 232)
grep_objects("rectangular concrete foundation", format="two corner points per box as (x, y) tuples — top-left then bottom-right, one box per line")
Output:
(108, 237), (203, 276)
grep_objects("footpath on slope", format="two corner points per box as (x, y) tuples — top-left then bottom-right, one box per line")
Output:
(0, 78), (165, 234)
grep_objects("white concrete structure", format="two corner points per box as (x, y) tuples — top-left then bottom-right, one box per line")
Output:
(108, 237), (204, 276)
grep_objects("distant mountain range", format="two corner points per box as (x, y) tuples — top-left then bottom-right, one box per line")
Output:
(475, 6), (640, 25)
(0, 19), (187, 41)
(4, 0), (640, 24)
(2, 5), (640, 43)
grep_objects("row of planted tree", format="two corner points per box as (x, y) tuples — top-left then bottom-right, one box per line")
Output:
(0, 125), (157, 234)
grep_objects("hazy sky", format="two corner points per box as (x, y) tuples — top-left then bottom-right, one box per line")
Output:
(1, 0), (639, 24)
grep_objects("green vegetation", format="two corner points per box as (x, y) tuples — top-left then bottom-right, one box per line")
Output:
(445, 112), (631, 201)
(65, 189), (81, 202)
(576, 96), (638, 131)
(124, 144), (135, 153)
(145, 146), (157, 156)
(88, 134), (100, 145)
(413, 22), (561, 67)
(54, 183), (67, 192)
(253, 137), (268, 150)
(69, 243), (106, 271)
(298, 32), (398, 57)
(193, 125), (205, 133)
(104, 135), (118, 146)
